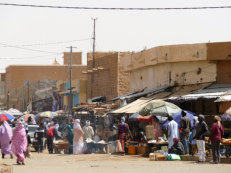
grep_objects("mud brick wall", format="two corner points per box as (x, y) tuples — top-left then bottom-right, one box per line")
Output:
(87, 52), (130, 101)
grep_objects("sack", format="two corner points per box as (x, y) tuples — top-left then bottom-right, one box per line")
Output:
(116, 140), (123, 152)
(166, 154), (181, 161)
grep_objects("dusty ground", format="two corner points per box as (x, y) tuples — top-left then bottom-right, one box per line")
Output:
(2, 152), (231, 173)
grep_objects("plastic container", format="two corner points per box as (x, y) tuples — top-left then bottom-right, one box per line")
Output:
(149, 153), (155, 161)
(108, 141), (117, 153)
(156, 155), (167, 161)
(128, 145), (136, 155)
(129, 141), (139, 146)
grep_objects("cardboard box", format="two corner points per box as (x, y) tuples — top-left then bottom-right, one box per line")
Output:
(146, 125), (154, 139)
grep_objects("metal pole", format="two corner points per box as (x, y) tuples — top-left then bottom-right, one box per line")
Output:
(27, 81), (30, 105)
(92, 18), (97, 69)
(6, 91), (9, 109)
(69, 46), (73, 112)
(67, 46), (77, 113)
(91, 18), (97, 99)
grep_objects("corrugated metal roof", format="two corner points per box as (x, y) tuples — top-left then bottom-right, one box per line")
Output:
(168, 83), (231, 101)
(194, 83), (231, 94)
(215, 95), (231, 102)
(112, 86), (169, 101)
(111, 83), (231, 113)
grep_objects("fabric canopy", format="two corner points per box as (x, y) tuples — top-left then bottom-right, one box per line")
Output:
(161, 110), (197, 130)
(128, 113), (153, 122)
(138, 100), (182, 117)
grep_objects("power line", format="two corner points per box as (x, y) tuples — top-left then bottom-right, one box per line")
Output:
(1, 38), (91, 47)
(0, 42), (61, 54)
(0, 54), (62, 60)
(0, 3), (231, 10)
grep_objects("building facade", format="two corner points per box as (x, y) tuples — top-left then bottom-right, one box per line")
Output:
(1, 52), (87, 111)
(86, 52), (131, 101)
(119, 41), (231, 115)
(120, 42), (231, 92)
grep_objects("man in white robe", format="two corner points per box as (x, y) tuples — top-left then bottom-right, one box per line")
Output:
(167, 116), (179, 149)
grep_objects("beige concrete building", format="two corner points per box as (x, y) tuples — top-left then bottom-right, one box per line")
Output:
(1, 52), (87, 111)
(86, 52), (131, 101)
(5, 52), (86, 90)
(0, 74), (6, 107)
(120, 42), (231, 92)
(56, 79), (87, 110)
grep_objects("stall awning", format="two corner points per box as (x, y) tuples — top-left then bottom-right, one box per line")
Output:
(112, 86), (169, 102)
(110, 84), (212, 114)
(59, 88), (78, 95)
(168, 83), (231, 101)
(110, 97), (158, 114)
(215, 94), (231, 102)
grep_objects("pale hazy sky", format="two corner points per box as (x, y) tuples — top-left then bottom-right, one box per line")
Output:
(0, 0), (231, 72)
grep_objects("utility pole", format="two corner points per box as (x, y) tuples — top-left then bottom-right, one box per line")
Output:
(67, 46), (77, 113)
(27, 81), (30, 105)
(92, 18), (97, 69)
(91, 18), (97, 99)
(6, 91), (9, 110)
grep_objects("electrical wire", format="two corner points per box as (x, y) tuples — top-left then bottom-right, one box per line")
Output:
(1, 38), (91, 47)
(0, 3), (231, 10)
(0, 42), (61, 54)
(0, 54), (62, 60)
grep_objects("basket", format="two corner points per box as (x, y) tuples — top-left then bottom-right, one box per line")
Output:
(221, 142), (231, 146)
(54, 143), (70, 150)
(156, 155), (167, 161)
(221, 138), (231, 146)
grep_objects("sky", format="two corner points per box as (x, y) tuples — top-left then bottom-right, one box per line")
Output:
(0, 0), (231, 72)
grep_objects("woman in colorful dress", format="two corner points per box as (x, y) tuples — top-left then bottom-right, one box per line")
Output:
(11, 121), (27, 165)
(0, 121), (13, 159)
(117, 116), (130, 152)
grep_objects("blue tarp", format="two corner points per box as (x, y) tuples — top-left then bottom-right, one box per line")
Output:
(161, 110), (197, 130)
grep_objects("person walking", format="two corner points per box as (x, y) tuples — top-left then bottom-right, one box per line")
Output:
(190, 117), (199, 156)
(34, 123), (45, 153)
(11, 121), (27, 165)
(210, 116), (224, 164)
(0, 121), (13, 159)
(62, 120), (74, 154)
(83, 120), (94, 141)
(193, 114), (208, 163)
(117, 116), (130, 152)
(46, 125), (61, 154)
(180, 111), (191, 154)
(66, 123), (74, 154)
(54, 119), (59, 131)
(167, 116), (179, 149)
(73, 119), (84, 154)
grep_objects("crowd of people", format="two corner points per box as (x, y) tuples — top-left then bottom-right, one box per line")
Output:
(0, 120), (27, 165)
(0, 111), (225, 165)
(0, 117), (95, 165)
(0, 116), (129, 165)
(167, 111), (224, 164)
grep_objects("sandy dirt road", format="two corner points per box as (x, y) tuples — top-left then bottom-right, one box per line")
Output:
(2, 152), (231, 173)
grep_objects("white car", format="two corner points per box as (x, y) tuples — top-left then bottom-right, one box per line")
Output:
(27, 124), (39, 151)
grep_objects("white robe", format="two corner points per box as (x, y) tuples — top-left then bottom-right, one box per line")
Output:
(167, 120), (179, 149)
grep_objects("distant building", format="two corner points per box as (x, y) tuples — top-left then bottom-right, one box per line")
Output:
(1, 52), (87, 111)
(0, 73), (6, 108)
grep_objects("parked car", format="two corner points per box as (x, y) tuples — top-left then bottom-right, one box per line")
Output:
(27, 124), (39, 151)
